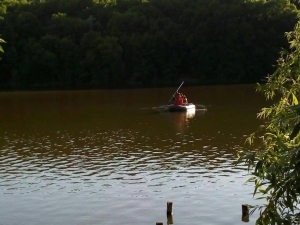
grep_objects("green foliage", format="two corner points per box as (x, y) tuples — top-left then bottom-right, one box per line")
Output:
(238, 21), (300, 224)
(0, 0), (299, 89)
(0, 38), (5, 53)
(93, 0), (116, 5)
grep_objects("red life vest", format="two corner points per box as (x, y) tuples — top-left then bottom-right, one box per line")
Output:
(174, 96), (184, 105)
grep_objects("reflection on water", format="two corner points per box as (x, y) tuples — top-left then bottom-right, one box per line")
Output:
(165, 108), (206, 134)
(0, 85), (266, 225)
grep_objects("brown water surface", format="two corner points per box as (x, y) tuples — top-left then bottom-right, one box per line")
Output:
(0, 85), (267, 225)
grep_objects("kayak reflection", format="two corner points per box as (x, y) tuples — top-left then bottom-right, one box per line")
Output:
(153, 105), (207, 134)
(170, 108), (196, 133)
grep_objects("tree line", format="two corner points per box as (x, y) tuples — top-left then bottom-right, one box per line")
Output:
(0, 0), (299, 90)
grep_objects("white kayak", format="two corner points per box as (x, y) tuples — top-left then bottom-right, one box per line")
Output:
(152, 103), (206, 113)
(166, 103), (196, 112)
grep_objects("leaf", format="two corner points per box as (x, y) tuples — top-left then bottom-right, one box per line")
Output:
(289, 104), (300, 111)
(286, 192), (294, 212)
(255, 160), (262, 174)
(290, 122), (300, 139)
(275, 136), (288, 151)
(245, 135), (254, 145)
(253, 185), (259, 197)
(255, 196), (267, 200)
(0, 38), (5, 53)
(246, 176), (256, 183)
(291, 93), (299, 105)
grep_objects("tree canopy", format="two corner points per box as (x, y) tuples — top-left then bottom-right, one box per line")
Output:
(0, 0), (299, 90)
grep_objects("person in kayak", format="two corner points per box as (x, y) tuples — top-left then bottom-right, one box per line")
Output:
(173, 92), (185, 105)
(182, 93), (188, 104)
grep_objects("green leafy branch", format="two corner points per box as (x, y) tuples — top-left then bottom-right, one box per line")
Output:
(238, 21), (300, 224)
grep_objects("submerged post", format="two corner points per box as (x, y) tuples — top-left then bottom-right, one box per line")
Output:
(167, 213), (174, 225)
(156, 222), (163, 225)
(242, 213), (249, 222)
(167, 202), (173, 215)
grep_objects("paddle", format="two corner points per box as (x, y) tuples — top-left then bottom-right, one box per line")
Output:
(195, 104), (206, 109)
(152, 81), (185, 111)
(152, 105), (168, 111)
(168, 81), (184, 103)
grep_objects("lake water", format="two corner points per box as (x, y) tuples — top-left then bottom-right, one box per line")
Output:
(0, 84), (267, 225)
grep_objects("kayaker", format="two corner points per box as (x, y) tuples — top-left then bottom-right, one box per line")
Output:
(182, 94), (188, 104)
(173, 93), (184, 105)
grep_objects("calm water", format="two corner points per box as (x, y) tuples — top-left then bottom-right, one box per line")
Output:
(0, 85), (267, 225)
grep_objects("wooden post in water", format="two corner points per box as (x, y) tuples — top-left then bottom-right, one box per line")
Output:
(167, 202), (173, 215)
(242, 204), (249, 215)
(242, 204), (249, 222)
(156, 222), (163, 225)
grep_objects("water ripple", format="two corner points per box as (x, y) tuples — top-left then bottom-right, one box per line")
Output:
(0, 128), (250, 195)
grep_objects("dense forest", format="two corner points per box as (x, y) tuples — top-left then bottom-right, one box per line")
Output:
(0, 0), (299, 90)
